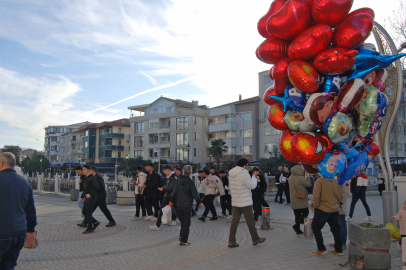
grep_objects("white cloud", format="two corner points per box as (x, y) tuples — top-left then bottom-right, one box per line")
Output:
(139, 70), (156, 85)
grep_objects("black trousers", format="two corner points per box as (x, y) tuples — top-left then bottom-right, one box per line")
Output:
(378, 183), (385, 195)
(82, 197), (97, 230)
(275, 184), (283, 202)
(293, 208), (309, 228)
(135, 194), (146, 217)
(282, 184), (290, 203)
(195, 193), (204, 212)
(220, 194), (232, 216)
(145, 197), (160, 217)
(156, 196), (177, 228)
(348, 190), (371, 218)
(92, 196), (115, 223)
(202, 194), (217, 218)
(177, 206), (192, 243)
(253, 196), (270, 221)
(312, 209), (342, 252)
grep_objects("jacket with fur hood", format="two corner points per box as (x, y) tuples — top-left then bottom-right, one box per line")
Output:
(135, 172), (147, 195)
(228, 166), (257, 207)
(288, 165), (312, 210)
(198, 174), (225, 196)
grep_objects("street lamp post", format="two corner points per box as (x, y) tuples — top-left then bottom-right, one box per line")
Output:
(40, 158), (42, 175)
(126, 154), (129, 178)
(186, 143), (191, 164)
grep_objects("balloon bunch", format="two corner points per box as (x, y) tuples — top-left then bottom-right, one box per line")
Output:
(257, 0), (406, 184)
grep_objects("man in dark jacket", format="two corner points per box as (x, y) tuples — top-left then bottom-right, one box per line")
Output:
(142, 163), (160, 220)
(282, 166), (291, 205)
(150, 165), (178, 230)
(90, 167), (116, 227)
(210, 166), (220, 178)
(79, 165), (99, 234)
(252, 168), (269, 222)
(171, 165), (204, 246)
(75, 166), (87, 220)
(0, 153), (37, 269)
(219, 170), (232, 217)
(274, 166), (283, 203)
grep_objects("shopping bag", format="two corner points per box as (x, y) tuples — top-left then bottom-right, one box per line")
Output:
(161, 204), (172, 225)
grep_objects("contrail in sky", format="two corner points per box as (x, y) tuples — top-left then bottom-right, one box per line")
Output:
(87, 75), (198, 114)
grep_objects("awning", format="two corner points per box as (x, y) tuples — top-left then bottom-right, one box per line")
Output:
(248, 160), (259, 166)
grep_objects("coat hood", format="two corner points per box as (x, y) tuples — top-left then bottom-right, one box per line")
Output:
(179, 175), (191, 185)
(291, 165), (304, 176)
(229, 166), (247, 178)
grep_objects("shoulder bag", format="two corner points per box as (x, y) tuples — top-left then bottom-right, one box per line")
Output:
(292, 176), (306, 199)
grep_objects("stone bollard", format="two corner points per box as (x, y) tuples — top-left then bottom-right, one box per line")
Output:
(260, 207), (271, 230)
(304, 217), (313, 238)
(54, 174), (60, 193)
(37, 174), (43, 192)
(123, 178), (129, 191)
(75, 176), (80, 190)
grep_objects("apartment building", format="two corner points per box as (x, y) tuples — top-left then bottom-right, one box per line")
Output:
(258, 70), (282, 158)
(21, 148), (45, 159)
(79, 119), (131, 164)
(44, 122), (91, 164)
(57, 130), (84, 164)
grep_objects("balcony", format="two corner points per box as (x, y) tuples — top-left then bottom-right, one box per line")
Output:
(176, 140), (189, 146)
(134, 142), (144, 148)
(71, 139), (82, 144)
(176, 125), (188, 131)
(99, 145), (124, 152)
(70, 149), (82, 155)
(100, 133), (124, 140)
(134, 129), (144, 134)
(208, 121), (237, 133)
(100, 157), (123, 163)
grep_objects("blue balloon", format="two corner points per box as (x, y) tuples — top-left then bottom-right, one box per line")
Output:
(339, 147), (372, 184)
(268, 85), (310, 112)
(319, 75), (341, 95)
(339, 143), (359, 161)
(317, 151), (347, 179)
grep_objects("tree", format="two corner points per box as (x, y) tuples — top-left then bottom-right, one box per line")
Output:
(24, 155), (50, 174)
(385, 0), (406, 69)
(116, 157), (152, 178)
(259, 148), (296, 175)
(210, 139), (228, 170)
(1, 148), (21, 165)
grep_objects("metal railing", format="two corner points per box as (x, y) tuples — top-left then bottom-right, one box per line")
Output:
(42, 178), (55, 192)
(27, 177), (38, 190)
(60, 179), (76, 194)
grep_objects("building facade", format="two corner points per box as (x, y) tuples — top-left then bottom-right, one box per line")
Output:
(57, 130), (84, 164)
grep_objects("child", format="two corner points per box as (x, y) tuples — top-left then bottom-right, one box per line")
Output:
(391, 201), (406, 250)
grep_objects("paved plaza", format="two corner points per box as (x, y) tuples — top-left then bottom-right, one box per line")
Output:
(15, 192), (403, 270)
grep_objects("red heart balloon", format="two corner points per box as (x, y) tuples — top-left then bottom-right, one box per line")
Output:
(333, 14), (374, 49)
(347, 7), (375, 19)
(274, 80), (289, 96)
(264, 86), (283, 106)
(266, 0), (312, 41)
(313, 47), (358, 74)
(256, 37), (290, 65)
(272, 58), (291, 95)
(279, 130), (300, 163)
(303, 0), (315, 8)
(288, 24), (333, 61)
(288, 60), (319, 93)
(312, 0), (353, 27)
(257, 0), (288, 39)
(267, 103), (288, 130)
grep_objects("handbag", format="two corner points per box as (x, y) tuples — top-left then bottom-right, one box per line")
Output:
(24, 231), (38, 249)
(292, 176), (306, 199)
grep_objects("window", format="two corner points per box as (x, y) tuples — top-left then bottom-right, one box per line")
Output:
(194, 148), (197, 156)
(194, 132), (197, 141)
(193, 117), (196, 125)
(85, 142), (88, 147)
(134, 137), (144, 148)
(232, 146), (236, 154)
(91, 153), (95, 158)
(239, 129), (252, 138)
(51, 146), (54, 151)
(85, 130), (89, 136)
(390, 142), (395, 150)
(118, 151), (122, 158)
(207, 134), (214, 141)
(176, 133), (188, 145)
(134, 150), (144, 158)
(153, 108), (159, 114)
(72, 136), (76, 141)
(60, 147), (64, 153)
(225, 115), (235, 123)
(59, 157), (64, 163)
(367, 168), (372, 175)
(91, 142), (95, 147)
(92, 130), (95, 136)
(176, 149), (188, 161)
(166, 106), (173, 113)
(264, 75), (273, 85)
(118, 128), (122, 133)
(99, 152), (104, 158)
(149, 119), (159, 129)
(264, 126), (273, 135)
(239, 112), (252, 121)
(240, 145), (253, 154)
(176, 117), (188, 130)
(399, 143), (403, 151)
(225, 130), (236, 139)
(264, 109), (268, 119)
(118, 140), (122, 146)
(264, 143), (278, 153)
(398, 126), (403, 135)
(60, 137), (65, 143)
(134, 122), (144, 134)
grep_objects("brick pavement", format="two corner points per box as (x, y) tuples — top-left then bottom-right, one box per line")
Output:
(15, 192), (403, 270)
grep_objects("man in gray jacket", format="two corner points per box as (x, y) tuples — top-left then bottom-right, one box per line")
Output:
(198, 168), (224, 222)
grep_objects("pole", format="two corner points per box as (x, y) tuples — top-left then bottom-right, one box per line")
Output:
(158, 133), (160, 174)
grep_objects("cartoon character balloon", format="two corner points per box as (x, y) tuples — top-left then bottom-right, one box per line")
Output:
(303, 93), (336, 125)
(288, 60), (319, 93)
(267, 103), (288, 130)
(319, 74), (342, 95)
(324, 112), (355, 143)
(336, 78), (366, 113)
(291, 132), (327, 165)
(317, 151), (347, 179)
(339, 148), (370, 183)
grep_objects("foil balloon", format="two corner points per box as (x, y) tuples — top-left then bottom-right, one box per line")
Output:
(303, 93), (336, 125)
(273, 58), (292, 95)
(291, 131), (327, 165)
(264, 86), (283, 105)
(339, 142), (360, 160)
(279, 130), (300, 163)
(324, 112), (355, 143)
(256, 37), (290, 65)
(257, 0), (288, 39)
(313, 48), (358, 75)
(317, 151), (347, 179)
(347, 7), (375, 19)
(336, 78), (366, 113)
(333, 13), (374, 49)
(358, 85), (389, 137)
(288, 60), (319, 93)
(285, 85), (310, 111)
(347, 49), (406, 81)
(266, 0), (312, 41)
(320, 134), (333, 151)
(267, 103), (288, 130)
(287, 24), (333, 61)
(366, 142), (380, 160)
(302, 163), (319, 174)
(269, 67), (274, 80)
(373, 69), (388, 91)
(311, 0), (353, 27)
(284, 111), (305, 130)
(319, 74), (341, 95)
(340, 148), (370, 183)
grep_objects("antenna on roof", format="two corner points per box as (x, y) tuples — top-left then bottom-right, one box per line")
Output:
(239, 94), (242, 101)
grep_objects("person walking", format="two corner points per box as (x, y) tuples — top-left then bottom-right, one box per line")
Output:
(132, 166), (147, 220)
(394, 171), (399, 192)
(90, 167), (116, 227)
(378, 170), (385, 196)
(330, 179), (350, 250)
(282, 166), (291, 205)
(79, 165), (99, 234)
(289, 166), (312, 234)
(0, 152), (37, 269)
(150, 165), (178, 230)
(252, 168), (269, 223)
(194, 170), (205, 213)
(228, 158), (266, 248)
(75, 166), (86, 221)
(310, 174), (343, 256)
(274, 166), (284, 203)
(347, 173), (372, 221)
(142, 163), (160, 221)
(170, 165), (203, 246)
(219, 170), (232, 218)
(198, 169), (224, 222)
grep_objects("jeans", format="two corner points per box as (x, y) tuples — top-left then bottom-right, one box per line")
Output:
(156, 197), (177, 228)
(202, 194), (217, 218)
(92, 196), (115, 223)
(220, 193), (232, 216)
(275, 184), (283, 202)
(338, 214), (347, 245)
(229, 206), (259, 243)
(312, 209), (342, 252)
(145, 197), (160, 217)
(253, 196), (270, 222)
(0, 234), (26, 270)
(78, 191), (85, 218)
(135, 194), (146, 217)
(348, 189), (371, 218)
(293, 208), (309, 228)
(177, 206), (192, 243)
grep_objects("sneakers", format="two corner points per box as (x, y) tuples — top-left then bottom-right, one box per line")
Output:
(141, 216), (147, 219)
(218, 214), (226, 218)
(329, 250), (343, 256)
(149, 225), (160, 231)
(169, 220), (177, 226)
(311, 250), (327, 256)
(132, 217), (141, 221)
(198, 217), (206, 222)
(209, 216), (218, 221)
(77, 218), (84, 222)
(93, 221), (101, 230)
(328, 243), (347, 250)
(252, 238), (266, 245)
(227, 215), (233, 220)
(285, 203), (290, 206)
(292, 224), (303, 234)
(177, 226), (181, 230)
(106, 221), (116, 227)
(228, 242), (239, 248)
(346, 217), (352, 222)
(77, 222), (87, 228)
(180, 242), (191, 246)
(364, 216), (372, 221)
(144, 215), (154, 220)
(149, 217), (158, 221)
(82, 229), (94, 234)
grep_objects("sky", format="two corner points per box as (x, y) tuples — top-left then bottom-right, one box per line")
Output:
(0, 0), (399, 151)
